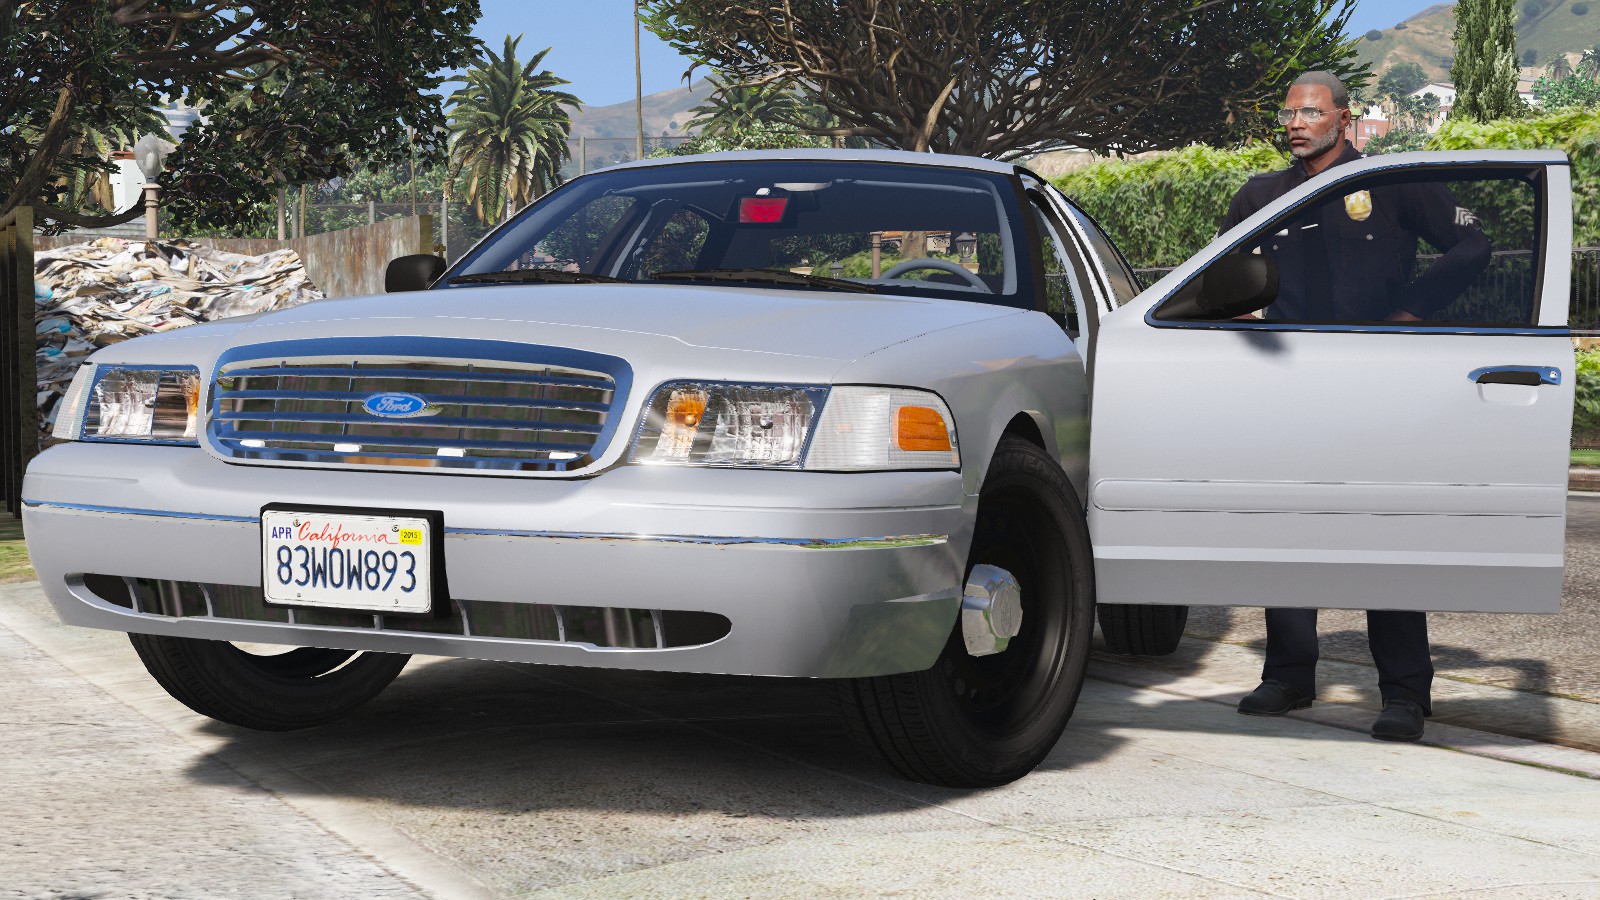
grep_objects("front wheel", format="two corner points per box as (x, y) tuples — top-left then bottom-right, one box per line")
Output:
(835, 437), (1095, 787)
(128, 633), (409, 731)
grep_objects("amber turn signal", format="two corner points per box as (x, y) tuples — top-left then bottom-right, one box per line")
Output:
(896, 405), (952, 451)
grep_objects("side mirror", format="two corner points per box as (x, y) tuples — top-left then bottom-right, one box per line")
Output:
(1154, 253), (1278, 321)
(385, 254), (447, 293)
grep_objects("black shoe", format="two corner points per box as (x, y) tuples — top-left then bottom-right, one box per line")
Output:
(1371, 699), (1426, 742)
(1237, 680), (1312, 716)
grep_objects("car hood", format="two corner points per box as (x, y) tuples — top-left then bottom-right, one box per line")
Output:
(99, 283), (1022, 368)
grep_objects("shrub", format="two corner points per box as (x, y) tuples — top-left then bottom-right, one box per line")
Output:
(1364, 29), (1383, 41)
(1524, 49), (1539, 66)
(1365, 126), (1430, 153)
(1577, 2), (1590, 14)
(1576, 350), (1600, 432)
(1048, 143), (1287, 269)
(1395, 21), (1408, 29)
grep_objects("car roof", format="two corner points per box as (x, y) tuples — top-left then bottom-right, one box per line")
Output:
(602, 147), (1019, 176)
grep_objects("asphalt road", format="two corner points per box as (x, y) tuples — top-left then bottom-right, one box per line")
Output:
(1182, 493), (1600, 703)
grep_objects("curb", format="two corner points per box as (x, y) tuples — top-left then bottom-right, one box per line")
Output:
(1572, 468), (1600, 492)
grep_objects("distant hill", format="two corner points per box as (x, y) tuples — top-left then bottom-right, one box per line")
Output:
(1352, 1), (1600, 85)
(565, 79), (712, 142)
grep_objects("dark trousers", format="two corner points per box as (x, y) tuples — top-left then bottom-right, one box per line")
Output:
(1261, 608), (1433, 714)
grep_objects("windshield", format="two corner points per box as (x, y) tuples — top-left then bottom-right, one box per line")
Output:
(442, 159), (1033, 306)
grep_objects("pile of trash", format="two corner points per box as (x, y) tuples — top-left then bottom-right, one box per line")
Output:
(34, 238), (324, 436)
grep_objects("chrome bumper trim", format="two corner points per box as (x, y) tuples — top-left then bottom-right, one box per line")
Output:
(22, 499), (947, 550)
(22, 500), (258, 524)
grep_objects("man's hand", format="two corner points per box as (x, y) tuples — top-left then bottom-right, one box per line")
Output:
(1385, 309), (1422, 322)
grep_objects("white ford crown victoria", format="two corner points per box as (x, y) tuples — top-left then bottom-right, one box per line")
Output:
(23, 149), (1574, 786)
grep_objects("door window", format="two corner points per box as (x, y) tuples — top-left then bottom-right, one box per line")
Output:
(1158, 167), (1546, 327)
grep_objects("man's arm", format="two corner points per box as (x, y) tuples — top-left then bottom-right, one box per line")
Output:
(1391, 183), (1491, 319)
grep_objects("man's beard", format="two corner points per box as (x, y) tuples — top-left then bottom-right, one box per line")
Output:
(1291, 127), (1339, 159)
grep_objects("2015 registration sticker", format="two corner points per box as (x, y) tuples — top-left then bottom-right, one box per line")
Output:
(261, 508), (435, 614)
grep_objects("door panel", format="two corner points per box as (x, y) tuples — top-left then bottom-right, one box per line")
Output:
(1089, 152), (1573, 614)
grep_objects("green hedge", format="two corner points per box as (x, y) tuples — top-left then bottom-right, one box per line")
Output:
(1429, 108), (1600, 246)
(1047, 143), (1287, 270)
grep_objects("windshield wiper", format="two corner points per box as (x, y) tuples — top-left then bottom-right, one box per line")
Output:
(651, 268), (878, 294)
(449, 269), (626, 286)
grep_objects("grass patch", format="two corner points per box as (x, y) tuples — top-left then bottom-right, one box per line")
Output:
(1575, 449), (1600, 468)
(0, 515), (33, 583)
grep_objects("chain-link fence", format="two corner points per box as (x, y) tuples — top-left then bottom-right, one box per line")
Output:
(565, 135), (694, 178)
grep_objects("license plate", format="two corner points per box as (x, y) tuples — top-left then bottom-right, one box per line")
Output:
(261, 509), (433, 614)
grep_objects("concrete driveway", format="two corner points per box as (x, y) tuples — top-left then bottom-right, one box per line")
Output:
(6, 582), (1600, 899)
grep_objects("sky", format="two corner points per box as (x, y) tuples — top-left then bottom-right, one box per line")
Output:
(464, 0), (1450, 109)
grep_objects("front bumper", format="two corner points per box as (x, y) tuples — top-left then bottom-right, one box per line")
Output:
(23, 444), (971, 677)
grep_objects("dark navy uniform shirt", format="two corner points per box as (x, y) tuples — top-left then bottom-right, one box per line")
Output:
(1220, 141), (1490, 321)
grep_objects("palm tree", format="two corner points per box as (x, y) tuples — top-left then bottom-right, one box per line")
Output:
(686, 76), (805, 137)
(1580, 49), (1600, 80)
(1546, 55), (1574, 81)
(448, 36), (580, 223)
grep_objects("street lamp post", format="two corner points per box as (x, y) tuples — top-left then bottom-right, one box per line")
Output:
(133, 133), (172, 241)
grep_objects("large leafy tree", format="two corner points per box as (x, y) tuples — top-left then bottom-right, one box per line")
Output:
(641, 0), (1364, 158)
(447, 36), (579, 224)
(1451, 0), (1522, 123)
(2, 1), (482, 231)
(1377, 62), (1428, 99)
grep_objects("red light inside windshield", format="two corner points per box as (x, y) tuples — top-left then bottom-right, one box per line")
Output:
(739, 196), (788, 223)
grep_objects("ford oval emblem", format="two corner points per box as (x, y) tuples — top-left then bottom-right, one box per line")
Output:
(362, 393), (436, 419)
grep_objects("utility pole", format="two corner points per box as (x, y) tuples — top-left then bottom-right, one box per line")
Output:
(440, 178), (450, 261)
(579, 135), (587, 176)
(635, 0), (645, 162)
(277, 186), (286, 240)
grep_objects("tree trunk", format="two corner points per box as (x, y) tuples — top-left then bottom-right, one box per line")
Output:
(2, 82), (79, 216)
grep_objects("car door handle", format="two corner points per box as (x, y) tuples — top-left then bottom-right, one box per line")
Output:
(1469, 365), (1561, 386)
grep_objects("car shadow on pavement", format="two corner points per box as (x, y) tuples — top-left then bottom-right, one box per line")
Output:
(175, 633), (1441, 820)
(178, 655), (1141, 816)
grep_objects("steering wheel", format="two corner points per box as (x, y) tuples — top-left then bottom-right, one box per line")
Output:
(879, 257), (990, 291)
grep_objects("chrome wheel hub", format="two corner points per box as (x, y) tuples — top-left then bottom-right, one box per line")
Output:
(961, 564), (1023, 656)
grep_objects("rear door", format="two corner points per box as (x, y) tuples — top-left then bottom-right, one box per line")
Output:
(1088, 151), (1573, 613)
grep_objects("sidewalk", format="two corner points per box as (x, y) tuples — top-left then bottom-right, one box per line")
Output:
(6, 579), (1600, 898)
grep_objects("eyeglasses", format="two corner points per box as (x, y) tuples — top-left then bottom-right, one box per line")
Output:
(1276, 106), (1344, 125)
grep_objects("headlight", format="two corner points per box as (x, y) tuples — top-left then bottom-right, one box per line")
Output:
(55, 364), (202, 444)
(631, 382), (827, 468)
(805, 386), (959, 471)
(628, 381), (958, 471)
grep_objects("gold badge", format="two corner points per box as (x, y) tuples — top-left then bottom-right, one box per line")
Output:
(1344, 190), (1373, 222)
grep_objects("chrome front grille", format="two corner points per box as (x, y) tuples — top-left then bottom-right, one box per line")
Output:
(209, 348), (624, 474)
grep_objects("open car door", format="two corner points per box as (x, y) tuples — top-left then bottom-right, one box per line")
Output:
(1089, 151), (1574, 613)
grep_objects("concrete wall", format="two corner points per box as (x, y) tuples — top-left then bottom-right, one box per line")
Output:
(38, 214), (434, 299)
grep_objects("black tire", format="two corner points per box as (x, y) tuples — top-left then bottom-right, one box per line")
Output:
(128, 633), (409, 731)
(1096, 604), (1189, 656)
(835, 437), (1095, 787)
